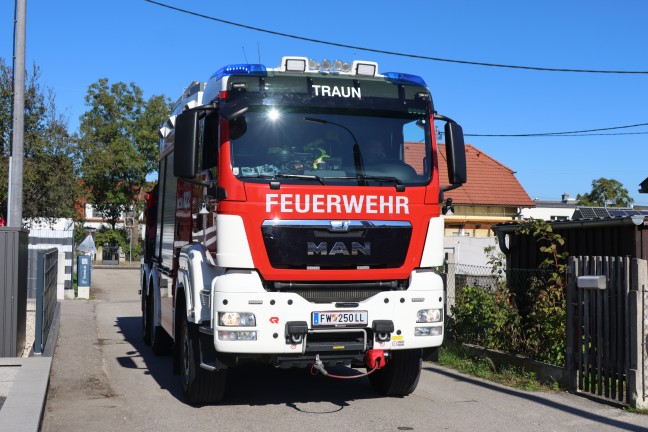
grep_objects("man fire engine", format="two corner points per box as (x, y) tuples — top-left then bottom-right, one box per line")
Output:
(141, 56), (466, 404)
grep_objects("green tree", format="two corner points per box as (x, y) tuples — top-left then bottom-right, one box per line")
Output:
(78, 79), (170, 228)
(0, 58), (80, 223)
(576, 177), (634, 207)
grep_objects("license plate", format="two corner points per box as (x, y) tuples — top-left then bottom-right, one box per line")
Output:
(312, 311), (368, 327)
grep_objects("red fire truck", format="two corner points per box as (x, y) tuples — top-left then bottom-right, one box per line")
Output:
(141, 56), (466, 404)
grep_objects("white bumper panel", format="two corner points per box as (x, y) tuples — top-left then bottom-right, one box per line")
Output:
(215, 214), (254, 268)
(420, 216), (445, 268)
(211, 269), (444, 354)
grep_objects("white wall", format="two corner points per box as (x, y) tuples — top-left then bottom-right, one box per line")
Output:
(443, 236), (502, 267)
(521, 206), (574, 221)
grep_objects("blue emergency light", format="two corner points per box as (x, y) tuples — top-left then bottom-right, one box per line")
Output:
(383, 72), (427, 87)
(211, 64), (268, 81)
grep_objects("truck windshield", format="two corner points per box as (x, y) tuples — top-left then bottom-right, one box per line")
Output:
(229, 108), (432, 187)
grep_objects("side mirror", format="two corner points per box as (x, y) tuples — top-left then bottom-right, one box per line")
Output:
(219, 99), (249, 121)
(174, 111), (200, 178)
(444, 121), (467, 186)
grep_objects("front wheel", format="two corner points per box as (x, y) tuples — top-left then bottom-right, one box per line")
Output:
(180, 316), (227, 404)
(368, 349), (422, 397)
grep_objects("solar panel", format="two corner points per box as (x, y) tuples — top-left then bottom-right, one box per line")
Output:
(572, 207), (648, 221)
(609, 209), (628, 217)
(578, 208), (597, 218)
(593, 208), (612, 218)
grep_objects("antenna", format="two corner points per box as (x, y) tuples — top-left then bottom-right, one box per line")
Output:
(257, 42), (261, 63)
(242, 46), (249, 63)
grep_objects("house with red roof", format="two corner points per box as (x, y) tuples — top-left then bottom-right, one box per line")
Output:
(405, 142), (534, 237)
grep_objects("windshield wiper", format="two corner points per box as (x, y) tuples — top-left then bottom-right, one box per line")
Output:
(330, 175), (402, 184)
(275, 174), (326, 184)
(358, 175), (402, 185)
(239, 173), (326, 185)
(327, 175), (405, 191)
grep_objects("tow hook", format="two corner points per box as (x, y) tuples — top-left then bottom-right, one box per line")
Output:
(311, 352), (384, 379)
(313, 354), (328, 375)
(365, 349), (385, 370)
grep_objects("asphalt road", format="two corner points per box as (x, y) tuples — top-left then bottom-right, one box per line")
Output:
(42, 268), (648, 432)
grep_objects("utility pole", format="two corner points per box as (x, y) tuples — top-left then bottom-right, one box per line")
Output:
(7, 0), (26, 227)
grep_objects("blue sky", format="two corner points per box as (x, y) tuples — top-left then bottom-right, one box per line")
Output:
(2, 0), (647, 205)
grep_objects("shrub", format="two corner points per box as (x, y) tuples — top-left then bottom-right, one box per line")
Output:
(449, 284), (522, 352)
(448, 220), (567, 366)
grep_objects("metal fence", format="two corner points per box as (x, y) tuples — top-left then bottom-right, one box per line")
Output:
(35, 248), (58, 354)
(441, 258), (552, 317)
(0, 228), (28, 357)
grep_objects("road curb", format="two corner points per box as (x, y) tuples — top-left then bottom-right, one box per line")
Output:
(0, 301), (60, 432)
(0, 357), (53, 432)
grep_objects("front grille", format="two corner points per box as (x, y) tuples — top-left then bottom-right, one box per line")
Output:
(270, 280), (401, 303)
(262, 220), (412, 269)
(291, 288), (383, 303)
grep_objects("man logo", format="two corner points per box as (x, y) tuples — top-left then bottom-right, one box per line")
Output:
(330, 220), (351, 232)
(307, 241), (371, 256)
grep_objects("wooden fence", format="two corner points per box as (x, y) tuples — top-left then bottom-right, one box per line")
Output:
(566, 256), (648, 407)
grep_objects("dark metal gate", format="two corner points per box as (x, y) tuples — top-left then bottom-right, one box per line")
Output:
(566, 256), (647, 406)
(35, 248), (58, 354)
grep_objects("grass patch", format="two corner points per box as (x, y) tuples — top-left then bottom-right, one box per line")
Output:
(437, 344), (559, 392)
(624, 407), (648, 415)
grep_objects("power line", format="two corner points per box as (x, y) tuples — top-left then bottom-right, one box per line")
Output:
(465, 122), (648, 137)
(144, 0), (648, 75)
(466, 131), (648, 137)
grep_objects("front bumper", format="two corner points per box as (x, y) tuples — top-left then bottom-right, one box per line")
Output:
(210, 269), (444, 355)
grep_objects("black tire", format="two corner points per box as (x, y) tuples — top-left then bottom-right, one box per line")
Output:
(180, 315), (227, 404)
(142, 286), (151, 346)
(369, 349), (422, 397)
(147, 291), (172, 355)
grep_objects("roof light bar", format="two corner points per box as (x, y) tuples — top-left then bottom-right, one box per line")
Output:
(281, 56), (308, 72)
(333, 60), (352, 73)
(211, 63), (267, 81)
(306, 58), (375, 75)
(352, 61), (378, 77)
(383, 72), (427, 87)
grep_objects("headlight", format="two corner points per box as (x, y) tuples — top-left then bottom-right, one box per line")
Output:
(219, 312), (256, 327)
(218, 331), (257, 341)
(415, 326), (443, 337)
(417, 309), (442, 323)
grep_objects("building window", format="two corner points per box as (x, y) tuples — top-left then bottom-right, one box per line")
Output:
(550, 216), (569, 221)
